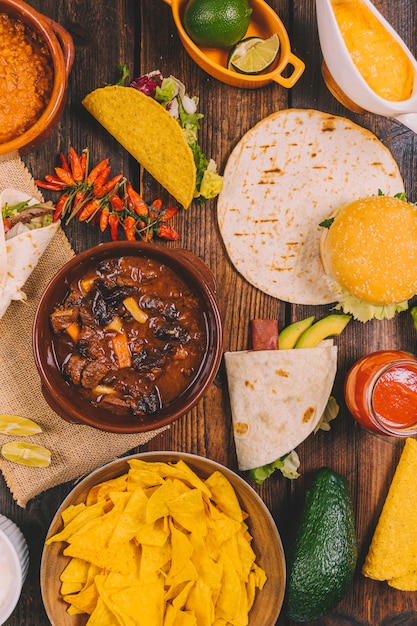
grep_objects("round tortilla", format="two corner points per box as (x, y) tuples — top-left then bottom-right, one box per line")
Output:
(217, 109), (404, 304)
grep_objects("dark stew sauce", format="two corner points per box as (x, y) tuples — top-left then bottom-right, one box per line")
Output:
(50, 256), (208, 417)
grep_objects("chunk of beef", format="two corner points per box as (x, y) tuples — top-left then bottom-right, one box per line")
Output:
(131, 347), (171, 375)
(77, 326), (108, 361)
(63, 354), (88, 385)
(80, 361), (111, 389)
(99, 394), (131, 411)
(116, 257), (159, 286)
(50, 306), (79, 334)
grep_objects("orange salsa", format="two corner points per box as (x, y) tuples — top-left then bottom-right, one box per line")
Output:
(0, 13), (54, 144)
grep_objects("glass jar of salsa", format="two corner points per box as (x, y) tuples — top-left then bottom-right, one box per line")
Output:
(344, 350), (417, 436)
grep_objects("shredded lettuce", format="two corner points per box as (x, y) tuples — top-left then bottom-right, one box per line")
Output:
(248, 450), (300, 485)
(128, 69), (223, 202)
(328, 282), (409, 322)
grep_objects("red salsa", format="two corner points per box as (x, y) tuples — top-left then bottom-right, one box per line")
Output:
(49, 256), (208, 417)
(344, 350), (417, 436)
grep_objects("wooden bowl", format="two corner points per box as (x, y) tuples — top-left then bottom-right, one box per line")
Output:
(0, 0), (74, 158)
(41, 451), (286, 626)
(33, 241), (223, 433)
(163, 0), (305, 89)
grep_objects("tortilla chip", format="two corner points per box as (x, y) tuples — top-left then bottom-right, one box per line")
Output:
(82, 85), (196, 208)
(50, 460), (267, 622)
(362, 438), (417, 583)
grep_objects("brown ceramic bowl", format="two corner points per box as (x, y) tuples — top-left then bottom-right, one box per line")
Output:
(0, 0), (74, 159)
(33, 242), (223, 433)
(41, 451), (286, 626)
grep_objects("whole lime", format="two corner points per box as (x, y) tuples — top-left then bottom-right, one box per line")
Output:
(183, 0), (252, 49)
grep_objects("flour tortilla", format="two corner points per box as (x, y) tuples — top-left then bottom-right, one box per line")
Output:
(217, 109), (404, 304)
(224, 345), (338, 470)
(82, 85), (196, 208)
(0, 188), (59, 318)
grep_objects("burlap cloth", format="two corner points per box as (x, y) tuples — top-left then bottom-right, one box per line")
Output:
(0, 158), (167, 507)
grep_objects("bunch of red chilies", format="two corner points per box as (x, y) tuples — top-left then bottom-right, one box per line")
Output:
(35, 147), (180, 242)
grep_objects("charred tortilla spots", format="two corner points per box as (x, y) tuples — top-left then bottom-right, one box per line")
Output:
(217, 109), (404, 305)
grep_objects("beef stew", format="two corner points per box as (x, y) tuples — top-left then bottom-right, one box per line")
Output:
(50, 256), (208, 417)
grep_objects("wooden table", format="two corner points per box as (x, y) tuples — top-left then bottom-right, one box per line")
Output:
(1, 0), (417, 624)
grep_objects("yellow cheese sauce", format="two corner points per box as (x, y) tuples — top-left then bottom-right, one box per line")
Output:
(331, 0), (414, 101)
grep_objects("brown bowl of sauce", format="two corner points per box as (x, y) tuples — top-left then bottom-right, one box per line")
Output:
(0, 0), (74, 159)
(33, 242), (223, 433)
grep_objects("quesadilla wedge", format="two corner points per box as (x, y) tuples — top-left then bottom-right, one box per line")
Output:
(224, 345), (338, 471)
(0, 188), (59, 318)
(217, 109), (404, 304)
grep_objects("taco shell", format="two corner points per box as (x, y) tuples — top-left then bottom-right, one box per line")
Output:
(0, 188), (59, 319)
(224, 345), (337, 470)
(82, 85), (196, 208)
(362, 437), (417, 588)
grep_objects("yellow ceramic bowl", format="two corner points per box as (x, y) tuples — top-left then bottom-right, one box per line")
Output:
(41, 451), (286, 626)
(164, 0), (305, 89)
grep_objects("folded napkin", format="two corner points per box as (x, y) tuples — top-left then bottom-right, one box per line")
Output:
(0, 158), (167, 507)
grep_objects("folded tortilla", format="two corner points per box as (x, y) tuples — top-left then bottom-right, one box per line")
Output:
(224, 345), (338, 470)
(0, 188), (60, 319)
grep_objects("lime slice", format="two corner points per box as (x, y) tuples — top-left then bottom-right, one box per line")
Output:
(1, 441), (51, 467)
(228, 33), (280, 74)
(0, 414), (42, 436)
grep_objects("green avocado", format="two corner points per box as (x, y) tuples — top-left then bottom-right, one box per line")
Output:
(294, 314), (351, 348)
(278, 316), (315, 349)
(286, 467), (357, 622)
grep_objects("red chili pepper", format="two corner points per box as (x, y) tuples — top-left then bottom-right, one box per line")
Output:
(69, 148), (83, 182)
(59, 152), (71, 173)
(54, 167), (75, 186)
(53, 193), (68, 221)
(45, 174), (68, 187)
(110, 194), (124, 212)
(87, 158), (109, 185)
(3, 217), (11, 233)
(94, 165), (111, 188)
(99, 207), (110, 232)
(103, 174), (123, 194)
(80, 152), (87, 180)
(35, 179), (67, 191)
(157, 224), (180, 241)
(123, 215), (137, 241)
(109, 213), (119, 240)
(161, 205), (179, 222)
(126, 182), (148, 217)
(78, 198), (100, 222)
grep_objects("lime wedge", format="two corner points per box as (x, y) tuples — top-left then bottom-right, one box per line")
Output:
(228, 33), (280, 74)
(1, 441), (51, 467)
(0, 414), (42, 436)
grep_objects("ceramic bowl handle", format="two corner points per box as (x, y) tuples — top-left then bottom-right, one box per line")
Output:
(272, 52), (305, 88)
(44, 16), (75, 76)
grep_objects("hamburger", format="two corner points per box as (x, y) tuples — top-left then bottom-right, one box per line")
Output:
(320, 195), (417, 322)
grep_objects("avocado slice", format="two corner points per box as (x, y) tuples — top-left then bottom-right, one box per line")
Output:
(278, 316), (315, 350)
(294, 314), (351, 348)
(286, 467), (357, 622)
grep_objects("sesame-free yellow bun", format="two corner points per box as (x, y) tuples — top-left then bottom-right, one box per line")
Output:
(321, 196), (417, 305)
